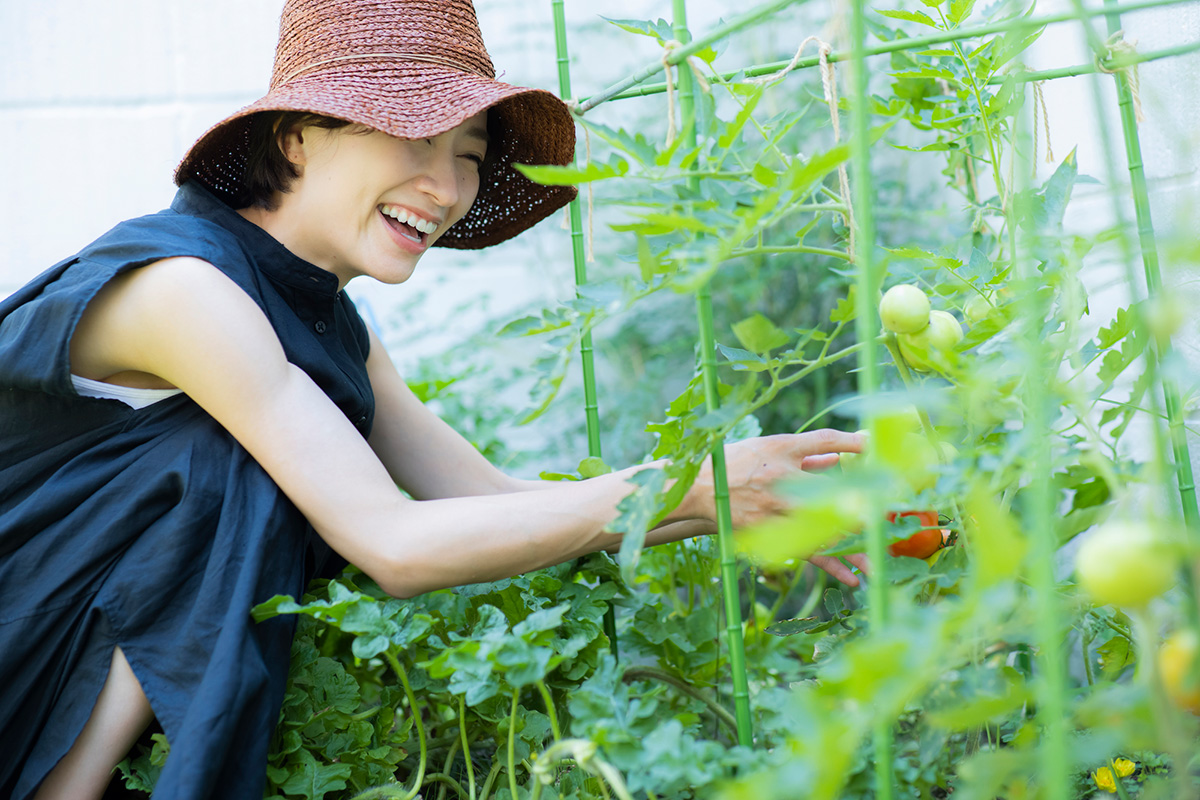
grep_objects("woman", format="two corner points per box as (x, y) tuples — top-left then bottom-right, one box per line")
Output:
(0, 1), (866, 798)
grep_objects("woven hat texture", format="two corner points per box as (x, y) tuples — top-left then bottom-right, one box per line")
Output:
(174, 0), (577, 249)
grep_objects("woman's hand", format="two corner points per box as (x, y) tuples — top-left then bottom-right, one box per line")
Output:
(684, 429), (870, 587)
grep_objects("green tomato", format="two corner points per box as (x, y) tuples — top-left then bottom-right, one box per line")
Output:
(1075, 521), (1177, 608)
(901, 433), (939, 493)
(880, 285), (931, 334)
(898, 310), (963, 372)
(963, 294), (992, 325)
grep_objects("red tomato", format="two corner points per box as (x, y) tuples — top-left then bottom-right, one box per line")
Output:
(886, 510), (946, 559)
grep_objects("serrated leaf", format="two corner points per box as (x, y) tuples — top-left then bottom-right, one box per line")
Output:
(732, 313), (790, 353)
(948, 0), (977, 25)
(830, 285), (858, 324)
(601, 15), (672, 42)
(876, 8), (938, 26)
(1097, 305), (1138, 349)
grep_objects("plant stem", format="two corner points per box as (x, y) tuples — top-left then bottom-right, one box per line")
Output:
(458, 696), (476, 800)
(622, 665), (740, 738)
(729, 245), (851, 260)
(424, 774), (469, 799)
(847, 0), (894, 795)
(507, 690), (520, 800)
(436, 739), (461, 800)
(938, 8), (1007, 208)
(672, 0), (753, 748)
(536, 680), (563, 742)
(479, 760), (503, 800)
(1007, 108), (1070, 800)
(384, 650), (427, 800)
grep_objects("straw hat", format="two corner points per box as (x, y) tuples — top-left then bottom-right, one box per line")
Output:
(174, 0), (577, 249)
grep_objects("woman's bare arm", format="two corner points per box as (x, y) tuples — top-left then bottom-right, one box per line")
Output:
(72, 258), (865, 596)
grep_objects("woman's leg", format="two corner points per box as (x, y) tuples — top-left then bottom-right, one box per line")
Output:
(33, 646), (155, 800)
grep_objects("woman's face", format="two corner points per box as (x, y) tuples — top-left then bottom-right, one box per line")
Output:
(266, 112), (489, 287)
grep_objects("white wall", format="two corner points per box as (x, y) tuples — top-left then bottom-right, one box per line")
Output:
(3, 1), (1198, 455)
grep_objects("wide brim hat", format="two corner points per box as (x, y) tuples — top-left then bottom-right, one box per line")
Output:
(174, 0), (577, 249)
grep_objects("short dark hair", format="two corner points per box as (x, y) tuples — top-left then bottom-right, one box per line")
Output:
(240, 111), (353, 210)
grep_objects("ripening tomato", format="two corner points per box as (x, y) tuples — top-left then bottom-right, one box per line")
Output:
(880, 285), (932, 334)
(1074, 521), (1177, 608)
(886, 510), (946, 558)
(1159, 629), (1200, 715)
(898, 310), (964, 372)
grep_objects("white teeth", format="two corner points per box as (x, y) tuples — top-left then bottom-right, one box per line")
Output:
(382, 205), (438, 236)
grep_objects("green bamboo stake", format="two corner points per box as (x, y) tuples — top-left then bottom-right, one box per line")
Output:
(671, 0), (753, 749)
(550, 0), (619, 658)
(846, 2), (894, 797)
(1007, 83), (1071, 800)
(577, 0), (1193, 108)
(1096, 0), (1200, 619)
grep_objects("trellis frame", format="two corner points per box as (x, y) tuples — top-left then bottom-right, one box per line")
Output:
(548, 0), (1200, 792)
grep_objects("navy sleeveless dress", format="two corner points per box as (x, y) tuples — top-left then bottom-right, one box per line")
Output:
(0, 182), (374, 799)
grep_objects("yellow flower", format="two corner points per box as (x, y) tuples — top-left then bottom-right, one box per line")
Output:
(1092, 758), (1137, 793)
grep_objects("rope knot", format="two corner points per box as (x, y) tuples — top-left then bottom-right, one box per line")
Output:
(1096, 31), (1146, 122)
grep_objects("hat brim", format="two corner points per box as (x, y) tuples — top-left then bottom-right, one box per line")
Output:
(174, 62), (577, 249)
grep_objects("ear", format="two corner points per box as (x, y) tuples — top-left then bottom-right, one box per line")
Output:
(278, 124), (308, 168)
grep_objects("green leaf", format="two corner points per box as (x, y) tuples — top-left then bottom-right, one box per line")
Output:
(610, 468), (669, 582)
(279, 750), (352, 800)
(876, 8), (938, 27)
(1097, 304), (1139, 349)
(601, 16), (673, 42)
(751, 161), (779, 187)
(830, 285), (858, 324)
(514, 157), (629, 186)
(718, 86), (764, 148)
(732, 313), (790, 353)
(716, 343), (770, 372)
(578, 456), (613, 478)
(948, 0), (977, 25)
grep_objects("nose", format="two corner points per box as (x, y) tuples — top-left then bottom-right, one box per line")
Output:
(415, 144), (461, 210)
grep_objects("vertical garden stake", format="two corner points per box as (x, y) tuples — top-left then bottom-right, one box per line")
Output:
(1100, 0), (1200, 622)
(550, 0), (619, 656)
(847, 1), (894, 797)
(671, 0), (753, 748)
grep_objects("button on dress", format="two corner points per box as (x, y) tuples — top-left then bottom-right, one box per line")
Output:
(0, 182), (375, 799)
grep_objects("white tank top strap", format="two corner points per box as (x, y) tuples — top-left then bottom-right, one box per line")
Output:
(70, 374), (183, 410)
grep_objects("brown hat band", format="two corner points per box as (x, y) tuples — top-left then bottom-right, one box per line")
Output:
(279, 52), (492, 85)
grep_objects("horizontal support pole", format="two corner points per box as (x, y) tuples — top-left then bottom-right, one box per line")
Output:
(576, 0), (1194, 110)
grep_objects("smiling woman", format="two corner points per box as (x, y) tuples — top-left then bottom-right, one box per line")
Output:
(0, 1), (867, 799)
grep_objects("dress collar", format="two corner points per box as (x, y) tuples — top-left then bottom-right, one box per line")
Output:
(171, 182), (341, 298)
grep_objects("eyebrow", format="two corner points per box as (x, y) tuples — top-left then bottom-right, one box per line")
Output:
(464, 126), (490, 146)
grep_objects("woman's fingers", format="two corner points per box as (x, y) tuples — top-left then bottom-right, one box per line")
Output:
(799, 453), (841, 472)
(808, 555), (861, 587)
(790, 429), (866, 459)
(843, 552), (871, 576)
